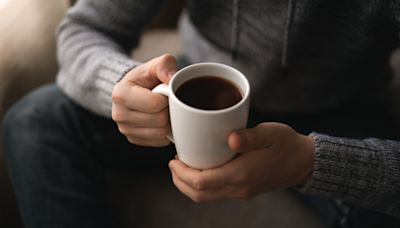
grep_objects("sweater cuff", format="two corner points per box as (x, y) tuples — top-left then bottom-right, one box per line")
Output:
(95, 55), (140, 115)
(98, 55), (139, 96)
(298, 133), (381, 201)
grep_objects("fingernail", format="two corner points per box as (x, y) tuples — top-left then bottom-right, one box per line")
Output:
(229, 131), (245, 152)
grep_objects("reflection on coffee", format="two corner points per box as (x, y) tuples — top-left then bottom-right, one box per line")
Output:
(175, 76), (243, 110)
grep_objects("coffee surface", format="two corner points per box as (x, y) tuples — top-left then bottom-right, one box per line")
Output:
(175, 76), (242, 110)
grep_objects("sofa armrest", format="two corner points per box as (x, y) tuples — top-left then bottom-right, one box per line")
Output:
(0, 0), (68, 120)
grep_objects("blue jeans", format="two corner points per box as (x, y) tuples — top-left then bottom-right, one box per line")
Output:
(2, 85), (175, 227)
(2, 84), (400, 227)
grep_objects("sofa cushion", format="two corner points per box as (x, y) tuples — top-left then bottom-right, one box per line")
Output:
(0, 0), (67, 120)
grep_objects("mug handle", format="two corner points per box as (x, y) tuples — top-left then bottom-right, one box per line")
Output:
(152, 84), (175, 143)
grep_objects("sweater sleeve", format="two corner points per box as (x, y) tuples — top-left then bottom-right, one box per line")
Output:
(56, 0), (167, 117)
(298, 133), (400, 218)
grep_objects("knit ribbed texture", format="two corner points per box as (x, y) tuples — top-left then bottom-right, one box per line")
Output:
(56, 0), (398, 116)
(299, 133), (400, 217)
(56, 0), (167, 116)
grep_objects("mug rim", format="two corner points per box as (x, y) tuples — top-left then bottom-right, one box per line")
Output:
(169, 62), (250, 115)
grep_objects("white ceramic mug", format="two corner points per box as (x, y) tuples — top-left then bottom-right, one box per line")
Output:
(152, 62), (250, 169)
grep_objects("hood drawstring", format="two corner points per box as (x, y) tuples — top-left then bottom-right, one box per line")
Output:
(282, 0), (296, 68)
(231, 0), (239, 61)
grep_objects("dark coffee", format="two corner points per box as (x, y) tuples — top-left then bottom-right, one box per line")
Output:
(175, 76), (243, 110)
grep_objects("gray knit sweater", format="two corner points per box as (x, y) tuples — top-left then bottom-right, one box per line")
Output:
(56, 0), (400, 218)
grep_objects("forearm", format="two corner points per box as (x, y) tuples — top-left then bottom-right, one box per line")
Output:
(299, 133), (400, 218)
(56, 19), (139, 117)
(56, 0), (165, 117)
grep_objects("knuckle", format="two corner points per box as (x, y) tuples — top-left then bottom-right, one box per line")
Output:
(117, 126), (130, 136)
(111, 109), (124, 122)
(111, 88), (125, 104)
(192, 178), (206, 191)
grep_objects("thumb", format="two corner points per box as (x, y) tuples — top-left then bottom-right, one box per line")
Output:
(148, 54), (177, 85)
(127, 54), (177, 89)
(228, 123), (275, 152)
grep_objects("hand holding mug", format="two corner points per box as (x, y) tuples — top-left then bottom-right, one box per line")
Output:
(169, 122), (315, 202)
(111, 54), (177, 147)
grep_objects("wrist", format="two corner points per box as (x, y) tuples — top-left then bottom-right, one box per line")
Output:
(298, 135), (315, 186)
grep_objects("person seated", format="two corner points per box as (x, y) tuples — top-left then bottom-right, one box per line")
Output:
(3, 0), (400, 227)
